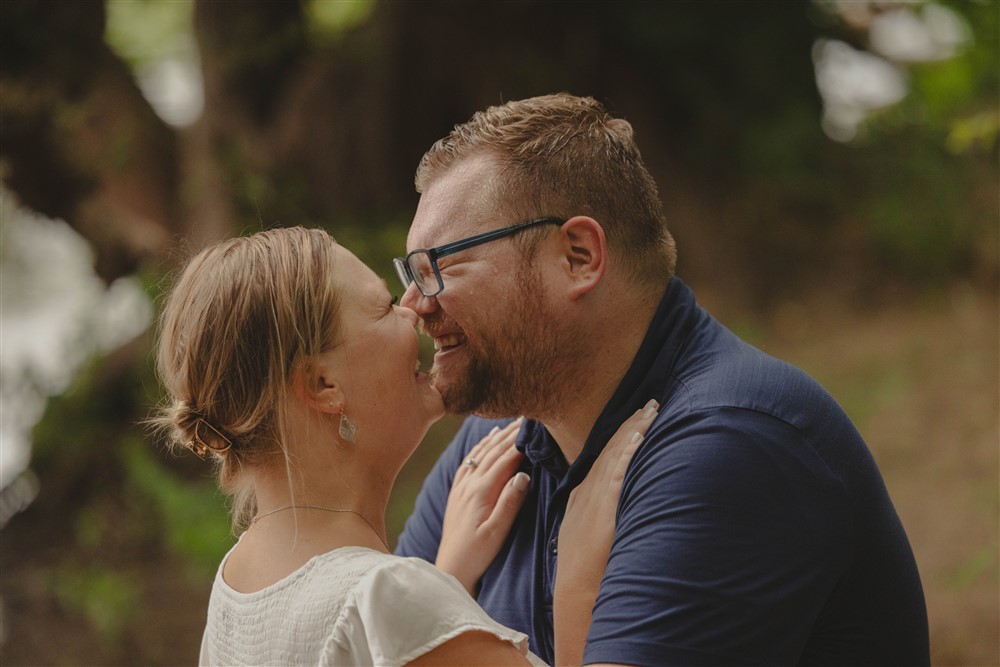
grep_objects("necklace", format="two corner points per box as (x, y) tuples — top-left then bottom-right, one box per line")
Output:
(251, 504), (390, 552)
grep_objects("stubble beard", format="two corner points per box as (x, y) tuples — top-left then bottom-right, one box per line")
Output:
(430, 270), (574, 420)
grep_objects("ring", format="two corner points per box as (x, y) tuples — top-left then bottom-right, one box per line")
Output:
(464, 457), (478, 469)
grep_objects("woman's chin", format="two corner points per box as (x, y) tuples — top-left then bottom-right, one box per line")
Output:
(428, 390), (445, 421)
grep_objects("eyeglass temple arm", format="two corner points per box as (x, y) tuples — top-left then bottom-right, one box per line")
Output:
(430, 217), (563, 261)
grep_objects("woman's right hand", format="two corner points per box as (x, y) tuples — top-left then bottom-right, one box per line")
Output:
(553, 398), (659, 666)
(436, 419), (530, 596)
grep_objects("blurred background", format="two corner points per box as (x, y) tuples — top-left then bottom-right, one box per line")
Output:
(0, 0), (996, 664)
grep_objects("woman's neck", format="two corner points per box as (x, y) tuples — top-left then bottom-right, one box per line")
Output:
(253, 469), (390, 545)
(250, 504), (389, 551)
(223, 503), (389, 594)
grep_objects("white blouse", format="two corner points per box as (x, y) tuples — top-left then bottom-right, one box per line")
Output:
(199, 545), (545, 666)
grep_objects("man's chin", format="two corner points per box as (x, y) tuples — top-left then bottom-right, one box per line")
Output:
(435, 381), (517, 420)
(429, 370), (473, 415)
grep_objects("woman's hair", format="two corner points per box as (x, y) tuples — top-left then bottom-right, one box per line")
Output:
(415, 92), (676, 288)
(151, 226), (343, 529)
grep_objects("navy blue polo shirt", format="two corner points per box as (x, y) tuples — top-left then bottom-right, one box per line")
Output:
(397, 277), (929, 666)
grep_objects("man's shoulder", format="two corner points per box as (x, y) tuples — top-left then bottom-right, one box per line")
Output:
(671, 323), (842, 429)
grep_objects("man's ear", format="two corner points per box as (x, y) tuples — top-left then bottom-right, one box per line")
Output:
(558, 216), (607, 300)
(290, 355), (346, 415)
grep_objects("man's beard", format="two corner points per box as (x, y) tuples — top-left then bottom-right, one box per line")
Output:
(430, 270), (574, 420)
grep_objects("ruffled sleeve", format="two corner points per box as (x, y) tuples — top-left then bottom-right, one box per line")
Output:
(323, 556), (543, 667)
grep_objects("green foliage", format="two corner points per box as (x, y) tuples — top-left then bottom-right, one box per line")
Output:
(51, 564), (140, 649)
(859, 128), (981, 280)
(947, 544), (998, 590)
(913, 56), (979, 122)
(124, 439), (234, 576)
(947, 110), (999, 154)
(306, 0), (376, 44)
(803, 1), (1000, 286)
(30, 361), (122, 474)
(105, 0), (195, 67)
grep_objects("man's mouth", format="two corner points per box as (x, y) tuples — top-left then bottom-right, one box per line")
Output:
(433, 333), (467, 352)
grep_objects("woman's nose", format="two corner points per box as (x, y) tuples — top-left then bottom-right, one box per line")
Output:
(397, 304), (419, 326)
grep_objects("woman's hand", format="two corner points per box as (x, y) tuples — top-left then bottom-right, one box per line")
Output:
(553, 399), (659, 666)
(436, 419), (531, 596)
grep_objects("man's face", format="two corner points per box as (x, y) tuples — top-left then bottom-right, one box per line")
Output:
(400, 157), (574, 418)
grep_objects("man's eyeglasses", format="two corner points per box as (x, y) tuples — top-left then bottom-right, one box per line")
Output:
(393, 217), (564, 297)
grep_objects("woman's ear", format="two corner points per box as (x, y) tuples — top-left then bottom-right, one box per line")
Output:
(558, 216), (607, 300)
(291, 355), (345, 415)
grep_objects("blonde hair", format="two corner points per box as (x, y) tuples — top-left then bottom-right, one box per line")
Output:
(415, 93), (677, 286)
(152, 227), (343, 530)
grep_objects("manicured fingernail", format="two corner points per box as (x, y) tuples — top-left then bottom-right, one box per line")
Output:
(630, 432), (644, 444)
(513, 472), (530, 491)
(489, 425), (500, 435)
(642, 400), (658, 418)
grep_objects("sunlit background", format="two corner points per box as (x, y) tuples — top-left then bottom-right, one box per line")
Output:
(1, 1), (997, 664)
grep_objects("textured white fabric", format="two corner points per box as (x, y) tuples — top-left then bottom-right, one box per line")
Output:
(199, 545), (545, 666)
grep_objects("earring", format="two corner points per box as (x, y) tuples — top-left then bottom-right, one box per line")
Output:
(339, 411), (358, 443)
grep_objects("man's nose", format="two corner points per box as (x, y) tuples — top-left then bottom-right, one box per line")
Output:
(400, 282), (438, 315)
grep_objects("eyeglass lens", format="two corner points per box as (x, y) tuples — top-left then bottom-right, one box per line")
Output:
(395, 250), (440, 296)
(410, 251), (439, 295)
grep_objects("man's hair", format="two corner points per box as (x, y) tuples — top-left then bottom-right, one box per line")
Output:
(415, 93), (676, 285)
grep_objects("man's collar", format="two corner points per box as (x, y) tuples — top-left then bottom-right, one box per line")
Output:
(518, 276), (699, 477)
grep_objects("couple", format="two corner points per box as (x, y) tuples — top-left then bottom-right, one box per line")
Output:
(156, 94), (930, 666)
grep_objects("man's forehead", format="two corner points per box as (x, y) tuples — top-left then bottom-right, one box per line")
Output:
(407, 155), (498, 250)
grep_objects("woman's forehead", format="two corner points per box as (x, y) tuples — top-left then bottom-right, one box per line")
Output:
(334, 245), (385, 297)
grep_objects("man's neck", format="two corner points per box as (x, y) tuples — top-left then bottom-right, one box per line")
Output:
(539, 290), (661, 465)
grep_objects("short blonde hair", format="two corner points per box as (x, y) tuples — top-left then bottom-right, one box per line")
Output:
(152, 227), (343, 529)
(415, 93), (676, 286)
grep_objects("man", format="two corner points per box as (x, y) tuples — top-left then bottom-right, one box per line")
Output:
(394, 93), (929, 666)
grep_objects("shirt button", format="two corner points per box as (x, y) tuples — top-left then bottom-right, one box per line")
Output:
(549, 538), (558, 555)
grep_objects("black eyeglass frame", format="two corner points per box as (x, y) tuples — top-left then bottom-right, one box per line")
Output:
(393, 217), (564, 297)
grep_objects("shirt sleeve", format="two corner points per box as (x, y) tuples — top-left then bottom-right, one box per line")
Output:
(324, 557), (541, 667)
(583, 408), (851, 666)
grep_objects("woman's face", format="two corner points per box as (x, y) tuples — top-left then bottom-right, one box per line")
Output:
(322, 246), (444, 447)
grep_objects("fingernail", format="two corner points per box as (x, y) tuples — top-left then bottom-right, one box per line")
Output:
(489, 425), (500, 435)
(642, 400), (658, 418)
(630, 432), (644, 444)
(513, 472), (530, 491)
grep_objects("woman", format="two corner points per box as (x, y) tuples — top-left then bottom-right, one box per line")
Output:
(153, 227), (656, 666)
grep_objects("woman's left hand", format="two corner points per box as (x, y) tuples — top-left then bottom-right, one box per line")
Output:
(435, 418), (530, 596)
(553, 399), (658, 666)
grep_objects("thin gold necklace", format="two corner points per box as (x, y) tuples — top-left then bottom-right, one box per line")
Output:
(251, 505), (389, 552)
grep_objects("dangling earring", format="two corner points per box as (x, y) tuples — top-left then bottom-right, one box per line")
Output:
(338, 410), (358, 443)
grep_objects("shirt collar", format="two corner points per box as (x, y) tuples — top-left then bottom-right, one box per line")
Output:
(518, 276), (700, 477)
